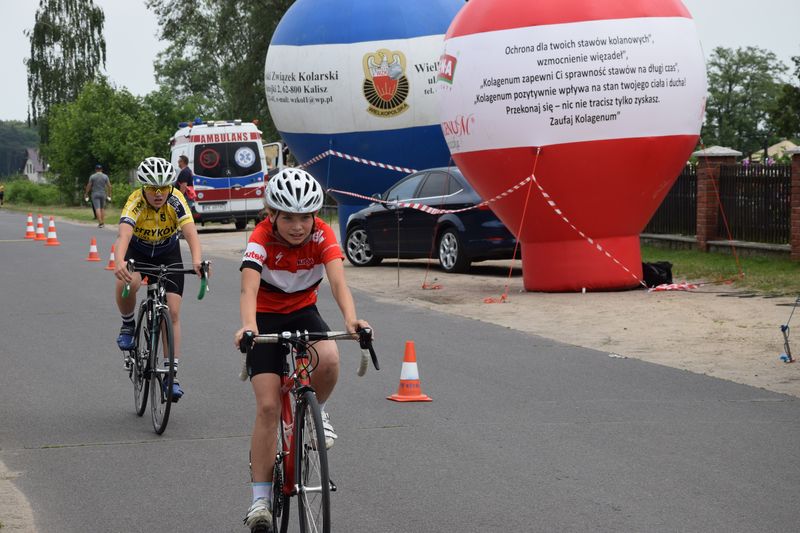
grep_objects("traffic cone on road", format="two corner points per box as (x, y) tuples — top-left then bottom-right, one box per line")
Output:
(24, 213), (35, 239)
(44, 217), (61, 246)
(86, 237), (101, 261)
(34, 214), (46, 241)
(387, 340), (432, 402)
(104, 244), (116, 270)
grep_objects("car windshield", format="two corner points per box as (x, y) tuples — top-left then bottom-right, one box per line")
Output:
(193, 141), (262, 178)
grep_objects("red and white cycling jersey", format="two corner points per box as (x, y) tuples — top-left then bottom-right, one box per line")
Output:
(240, 217), (343, 314)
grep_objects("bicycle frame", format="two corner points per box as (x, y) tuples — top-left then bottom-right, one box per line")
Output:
(276, 342), (319, 496)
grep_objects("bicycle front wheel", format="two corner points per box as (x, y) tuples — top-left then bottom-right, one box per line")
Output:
(131, 305), (149, 416)
(149, 308), (174, 435)
(295, 390), (330, 533)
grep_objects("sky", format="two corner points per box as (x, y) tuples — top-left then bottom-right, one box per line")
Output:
(2, 0), (799, 122)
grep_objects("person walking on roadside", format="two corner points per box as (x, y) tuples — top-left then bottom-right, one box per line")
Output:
(0, 183), (5, 207)
(84, 164), (112, 228)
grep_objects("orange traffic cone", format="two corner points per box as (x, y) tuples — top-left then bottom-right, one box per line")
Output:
(44, 216), (61, 246)
(24, 213), (35, 239)
(86, 237), (101, 261)
(34, 214), (46, 241)
(104, 244), (116, 270)
(387, 340), (432, 402)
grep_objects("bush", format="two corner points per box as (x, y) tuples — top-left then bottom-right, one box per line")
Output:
(4, 179), (61, 205)
(111, 179), (134, 207)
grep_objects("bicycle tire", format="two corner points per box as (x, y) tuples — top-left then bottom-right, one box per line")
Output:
(272, 452), (291, 533)
(132, 304), (149, 416)
(149, 308), (174, 435)
(295, 390), (330, 533)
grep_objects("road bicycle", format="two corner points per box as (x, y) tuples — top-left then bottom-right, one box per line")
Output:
(122, 259), (210, 434)
(239, 327), (379, 533)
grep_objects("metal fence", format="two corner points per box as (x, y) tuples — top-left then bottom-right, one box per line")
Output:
(644, 164), (697, 235)
(718, 164), (792, 244)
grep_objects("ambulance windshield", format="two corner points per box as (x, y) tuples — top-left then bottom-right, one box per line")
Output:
(194, 141), (262, 178)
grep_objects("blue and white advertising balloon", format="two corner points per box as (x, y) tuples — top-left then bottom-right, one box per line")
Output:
(265, 0), (463, 238)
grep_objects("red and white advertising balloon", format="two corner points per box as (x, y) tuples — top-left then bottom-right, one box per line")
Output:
(440, 0), (706, 291)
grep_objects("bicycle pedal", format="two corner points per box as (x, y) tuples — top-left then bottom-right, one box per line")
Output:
(329, 478), (337, 492)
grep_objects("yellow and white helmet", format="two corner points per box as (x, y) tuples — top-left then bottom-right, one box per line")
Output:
(136, 157), (177, 187)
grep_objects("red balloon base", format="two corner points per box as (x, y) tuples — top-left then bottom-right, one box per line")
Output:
(520, 235), (643, 292)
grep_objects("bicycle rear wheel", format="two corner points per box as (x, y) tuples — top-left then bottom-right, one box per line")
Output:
(131, 305), (149, 416)
(295, 390), (330, 533)
(149, 308), (174, 435)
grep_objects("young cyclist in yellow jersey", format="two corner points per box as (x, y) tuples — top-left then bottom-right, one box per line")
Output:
(233, 168), (371, 530)
(114, 157), (205, 400)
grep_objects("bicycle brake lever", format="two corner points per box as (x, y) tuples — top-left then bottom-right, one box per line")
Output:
(239, 330), (255, 354)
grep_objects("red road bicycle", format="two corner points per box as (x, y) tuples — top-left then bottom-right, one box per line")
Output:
(239, 328), (379, 533)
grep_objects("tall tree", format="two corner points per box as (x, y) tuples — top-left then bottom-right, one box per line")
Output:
(46, 79), (159, 202)
(145, 0), (293, 141)
(25, 0), (107, 142)
(702, 46), (787, 156)
(770, 56), (800, 142)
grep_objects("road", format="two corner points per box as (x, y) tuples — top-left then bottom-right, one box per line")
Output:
(0, 209), (798, 532)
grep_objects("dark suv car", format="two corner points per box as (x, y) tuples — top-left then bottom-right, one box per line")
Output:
(344, 167), (517, 273)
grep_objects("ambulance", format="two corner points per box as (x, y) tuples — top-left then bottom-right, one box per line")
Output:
(170, 119), (269, 229)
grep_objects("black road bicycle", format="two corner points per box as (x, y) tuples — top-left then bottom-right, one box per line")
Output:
(122, 259), (209, 434)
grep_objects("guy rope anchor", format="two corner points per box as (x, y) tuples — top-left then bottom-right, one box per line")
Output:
(779, 294), (800, 363)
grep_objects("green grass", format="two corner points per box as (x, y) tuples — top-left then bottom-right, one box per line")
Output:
(641, 244), (800, 295)
(3, 202), (121, 225)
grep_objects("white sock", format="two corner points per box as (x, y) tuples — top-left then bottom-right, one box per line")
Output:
(252, 482), (272, 503)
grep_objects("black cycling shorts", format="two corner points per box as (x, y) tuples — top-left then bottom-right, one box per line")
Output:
(124, 243), (185, 296)
(247, 305), (331, 378)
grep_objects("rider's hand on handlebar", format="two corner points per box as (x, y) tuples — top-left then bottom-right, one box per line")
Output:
(348, 319), (372, 336)
(234, 325), (258, 351)
(114, 260), (132, 283)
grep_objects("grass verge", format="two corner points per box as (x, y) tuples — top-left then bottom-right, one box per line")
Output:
(3, 202), (121, 225)
(641, 244), (800, 295)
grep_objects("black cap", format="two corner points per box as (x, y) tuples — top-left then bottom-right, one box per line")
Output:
(95, 163), (102, 169)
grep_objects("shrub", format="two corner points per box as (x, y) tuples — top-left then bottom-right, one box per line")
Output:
(4, 179), (61, 205)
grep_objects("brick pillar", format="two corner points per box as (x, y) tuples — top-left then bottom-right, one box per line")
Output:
(790, 149), (800, 261)
(692, 147), (741, 252)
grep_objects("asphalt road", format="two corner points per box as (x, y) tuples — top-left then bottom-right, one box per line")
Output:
(0, 209), (798, 533)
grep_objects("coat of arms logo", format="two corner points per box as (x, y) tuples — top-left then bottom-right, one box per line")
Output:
(362, 48), (409, 117)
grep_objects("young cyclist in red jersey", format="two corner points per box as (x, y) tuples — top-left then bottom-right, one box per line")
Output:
(233, 168), (371, 530)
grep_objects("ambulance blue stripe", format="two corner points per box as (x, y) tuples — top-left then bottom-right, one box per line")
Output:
(192, 172), (265, 189)
(270, 0), (462, 46)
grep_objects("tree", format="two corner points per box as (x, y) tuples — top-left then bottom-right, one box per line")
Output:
(45, 79), (160, 202)
(145, 0), (293, 141)
(770, 56), (800, 141)
(25, 0), (107, 142)
(702, 46), (788, 155)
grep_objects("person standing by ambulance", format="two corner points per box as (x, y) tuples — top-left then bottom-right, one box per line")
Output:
(84, 164), (112, 228)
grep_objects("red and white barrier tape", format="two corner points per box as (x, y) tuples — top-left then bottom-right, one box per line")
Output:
(300, 147), (690, 293)
(298, 149), (418, 175)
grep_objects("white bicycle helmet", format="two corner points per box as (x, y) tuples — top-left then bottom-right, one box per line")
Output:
(265, 168), (324, 213)
(136, 157), (177, 187)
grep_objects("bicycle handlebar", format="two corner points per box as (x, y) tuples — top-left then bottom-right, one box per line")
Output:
(238, 327), (379, 380)
(121, 259), (211, 300)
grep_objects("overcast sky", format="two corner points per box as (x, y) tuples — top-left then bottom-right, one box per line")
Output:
(2, 0), (799, 122)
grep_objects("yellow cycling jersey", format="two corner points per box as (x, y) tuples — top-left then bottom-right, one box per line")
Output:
(120, 188), (193, 254)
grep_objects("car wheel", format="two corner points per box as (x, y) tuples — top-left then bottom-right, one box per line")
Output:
(345, 226), (382, 267)
(234, 218), (247, 230)
(438, 228), (470, 273)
